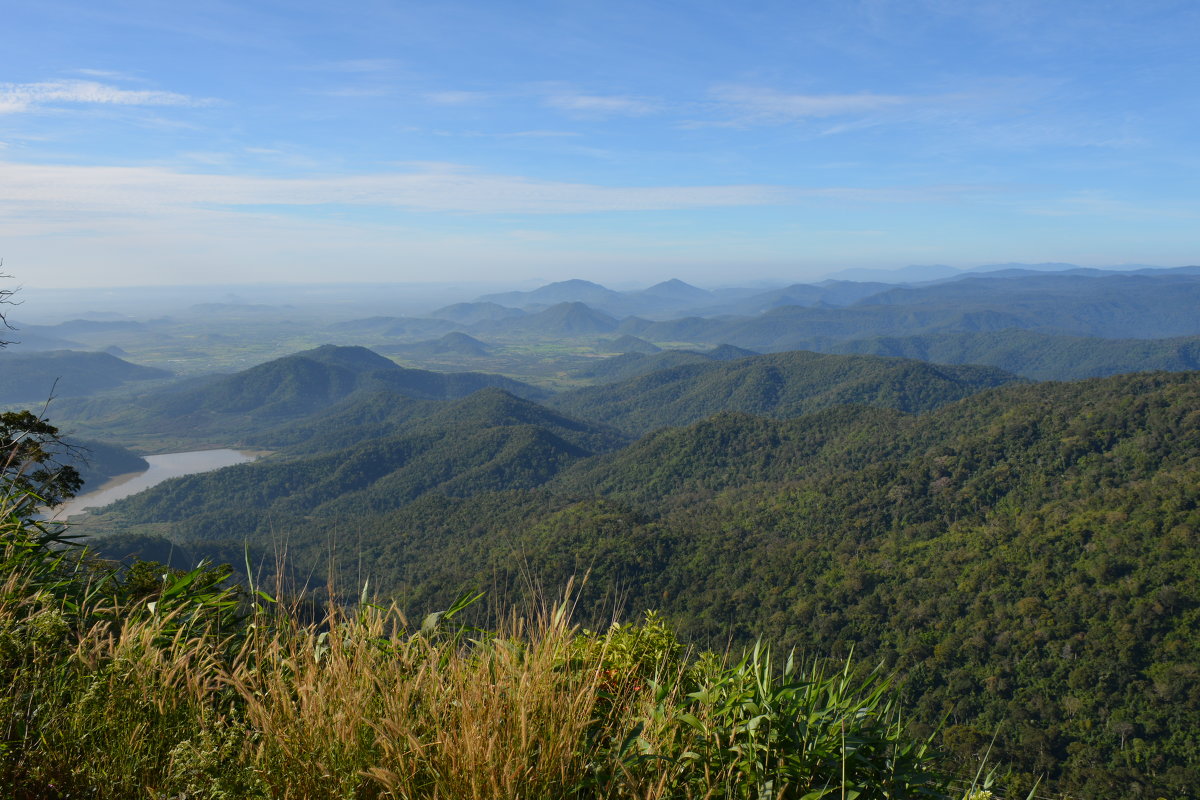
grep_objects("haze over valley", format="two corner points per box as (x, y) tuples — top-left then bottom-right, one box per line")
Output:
(4, 261), (1200, 796)
(4, 1), (1199, 797)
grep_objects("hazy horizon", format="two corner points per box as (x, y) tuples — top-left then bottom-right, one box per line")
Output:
(4, 2), (1198, 288)
(14, 259), (1196, 293)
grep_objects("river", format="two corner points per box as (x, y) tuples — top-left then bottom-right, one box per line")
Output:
(51, 449), (257, 520)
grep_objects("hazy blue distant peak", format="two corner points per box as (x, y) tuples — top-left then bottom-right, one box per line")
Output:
(429, 301), (527, 324)
(970, 262), (1082, 273)
(819, 265), (965, 284)
(635, 279), (713, 301)
(821, 262), (1195, 286)
(475, 279), (623, 310)
(374, 332), (492, 358)
(550, 279), (609, 289)
(822, 262), (1098, 284)
(526, 302), (620, 331)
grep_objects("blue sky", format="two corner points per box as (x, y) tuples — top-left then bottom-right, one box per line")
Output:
(2, 0), (1198, 288)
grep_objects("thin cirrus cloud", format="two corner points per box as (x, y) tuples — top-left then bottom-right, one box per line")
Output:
(707, 84), (911, 123)
(543, 91), (659, 116)
(0, 160), (788, 220)
(0, 80), (206, 114)
(73, 68), (145, 82)
(424, 90), (493, 105)
(421, 86), (659, 115)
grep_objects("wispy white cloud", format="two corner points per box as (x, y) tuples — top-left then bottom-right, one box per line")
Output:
(424, 90), (491, 105)
(708, 84), (910, 123)
(1026, 190), (1197, 220)
(794, 184), (1000, 204)
(73, 68), (145, 82)
(178, 151), (234, 166)
(0, 80), (208, 114)
(544, 91), (658, 116)
(0, 160), (785, 218)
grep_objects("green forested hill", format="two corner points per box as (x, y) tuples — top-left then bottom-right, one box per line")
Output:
(54, 437), (149, 488)
(93, 388), (626, 535)
(77, 358), (1200, 796)
(549, 406), (911, 502)
(441, 373), (1200, 797)
(88, 370), (1199, 798)
(0, 349), (170, 404)
(246, 389), (442, 453)
(573, 344), (759, 384)
(550, 350), (1019, 434)
(828, 329), (1200, 380)
(570, 350), (717, 382)
(52, 344), (546, 445)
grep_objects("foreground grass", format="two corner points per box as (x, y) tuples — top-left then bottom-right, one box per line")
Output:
(2, 490), (970, 799)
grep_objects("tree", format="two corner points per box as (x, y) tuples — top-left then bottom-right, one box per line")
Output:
(0, 272), (82, 511)
(0, 263), (17, 348)
(1, 410), (83, 509)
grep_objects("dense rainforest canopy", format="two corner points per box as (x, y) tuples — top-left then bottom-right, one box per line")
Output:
(76, 352), (1200, 798)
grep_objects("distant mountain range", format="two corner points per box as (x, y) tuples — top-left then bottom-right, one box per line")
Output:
(257, 266), (1200, 384)
(345, 265), (1200, 339)
(819, 261), (1200, 283)
(613, 270), (1200, 349)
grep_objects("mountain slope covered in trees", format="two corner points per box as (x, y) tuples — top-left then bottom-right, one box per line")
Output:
(48, 312), (1200, 798)
(0, 350), (171, 404)
(94, 388), (626, 533)
(51, 345), (546, 444)
(828, 330), (1200, 380)
(550, 350), (1018, 435)
(82, 369), (1200, 798)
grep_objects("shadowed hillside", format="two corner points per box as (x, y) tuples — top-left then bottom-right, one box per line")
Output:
(52, 345), (547, 445)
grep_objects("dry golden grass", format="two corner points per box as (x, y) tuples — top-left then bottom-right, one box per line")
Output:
(0, 535), (958, 800)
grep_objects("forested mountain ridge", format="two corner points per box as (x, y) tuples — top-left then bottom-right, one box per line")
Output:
(93, 387), (627, 531)
(575, 329), (1200, 384)
(44, 311), (1200, 797)
(827, 329), (1200, 380)
(568, 345), (755, 383)
(361, 371), (1200, 797)
(550, 350), (1019, 435)
(50, 344), (546, 445)
(0, 350), (171, 404)
(82, 369), (1200, 798)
